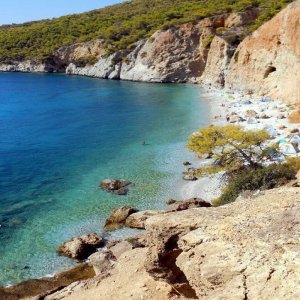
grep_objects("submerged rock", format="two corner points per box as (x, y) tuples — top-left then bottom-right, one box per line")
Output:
(104, 206), (138, 231)
(57, 233), (104, 260)
(100, 179), (132, 195)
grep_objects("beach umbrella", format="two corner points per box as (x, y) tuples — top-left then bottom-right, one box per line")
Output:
(247, 117), (258, 124)
(279, 143), (297, 156)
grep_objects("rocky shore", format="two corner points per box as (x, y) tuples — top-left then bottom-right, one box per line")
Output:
(1, 1), (300, 299)
(2, 69), (300, 300)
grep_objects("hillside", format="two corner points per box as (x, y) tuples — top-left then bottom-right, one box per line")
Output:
(0, 0), (293, 63)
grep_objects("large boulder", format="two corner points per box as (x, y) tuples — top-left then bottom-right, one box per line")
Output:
(57, 233), (104, 260)
(104, 206), (138, 230)
(168, 198), (211, 211)
(125, 210), (166, 229)
(100, 179), (132, 195)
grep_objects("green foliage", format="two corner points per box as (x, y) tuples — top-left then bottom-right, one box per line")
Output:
(202, 35), (215, 48)
(187, 125), (270, 174)
(215, 163), (297, 206)
(0, 0), (293, 63)
(73, 56), (98, 67)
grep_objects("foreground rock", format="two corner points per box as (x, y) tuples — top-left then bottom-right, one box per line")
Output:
(100, 179), (132, 195)
(57, 233), (104, 260)
(104, 206), (138, 230)
(0, 264), (94, 300)
(7, 186), (300, 299)
(145, 186), (300, 299)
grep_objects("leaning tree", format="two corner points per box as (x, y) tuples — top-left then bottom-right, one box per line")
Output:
(187, 125), (271, 175)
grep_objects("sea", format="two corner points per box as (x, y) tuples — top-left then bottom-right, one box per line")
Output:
(0, 72), (209, 286)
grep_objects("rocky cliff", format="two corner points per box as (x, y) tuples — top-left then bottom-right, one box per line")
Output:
(22, 185), (300, 300)
(225, 0), (300, 103)
(0, 1), (299, 102)
(65, 10), (259, 84)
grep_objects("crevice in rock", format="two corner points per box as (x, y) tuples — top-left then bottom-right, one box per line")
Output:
(242, 274), (248, 300)
(154, 234), (198, 298)
(263, 66), (276, 79)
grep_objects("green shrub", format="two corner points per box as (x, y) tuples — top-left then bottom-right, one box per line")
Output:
(202, 35), (214, 48)
(215, 163), (297, 206)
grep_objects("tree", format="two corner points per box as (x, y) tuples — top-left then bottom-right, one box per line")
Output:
(187, 125), (271, 174)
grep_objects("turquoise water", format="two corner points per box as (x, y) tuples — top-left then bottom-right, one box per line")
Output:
(0, 73), (209, 286)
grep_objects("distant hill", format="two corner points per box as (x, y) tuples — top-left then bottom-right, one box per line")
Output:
(0, 0), (293, 63)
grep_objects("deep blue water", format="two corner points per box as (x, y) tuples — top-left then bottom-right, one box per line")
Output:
(0, 73), (209, 286)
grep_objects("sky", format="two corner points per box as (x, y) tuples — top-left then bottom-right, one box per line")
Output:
(0, 0), (122, 25)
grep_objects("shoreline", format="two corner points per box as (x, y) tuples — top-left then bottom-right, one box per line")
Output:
(2, 80), (300, 298)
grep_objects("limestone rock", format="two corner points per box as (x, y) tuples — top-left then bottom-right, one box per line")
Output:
(225, 1), (300, 103)
(109, 241), (134, 259)
(57, 233), (104, 260)
(145, 186), (300, 299)
(125, 210), (166, 229)
(100, 179), (132, 195)
(168, 198), (212, 211)
(104, 206), (138, 230)
(88, 251), (115, 275)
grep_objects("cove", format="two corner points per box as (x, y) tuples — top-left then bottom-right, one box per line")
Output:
(0, 73), (209, 286)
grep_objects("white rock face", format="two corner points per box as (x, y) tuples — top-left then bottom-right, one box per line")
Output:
(0, 61), (48, 72)
(66, 53), (122, 79)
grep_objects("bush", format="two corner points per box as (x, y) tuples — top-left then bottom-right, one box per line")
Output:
(215, 163), (297, 206)
(202, 35), (214, 48)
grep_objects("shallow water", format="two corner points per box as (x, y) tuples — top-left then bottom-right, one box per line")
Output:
(0, 73), (209, 286)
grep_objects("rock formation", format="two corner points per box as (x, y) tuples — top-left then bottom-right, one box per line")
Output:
(20, 185), (300, 299)
(57, 233), (104, 260)
(104, 206), (138, 230)
(225, 0), (300, 103)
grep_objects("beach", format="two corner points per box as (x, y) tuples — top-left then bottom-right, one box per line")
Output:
(178, 87), (300, 204)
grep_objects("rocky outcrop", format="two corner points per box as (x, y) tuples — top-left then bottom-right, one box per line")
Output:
(54, 40), (105, 63)
(125, 210), (166, 229)
(100, 179), (132, 195)
(57, 233), (104, 260)
(145, 186), (300, 299)
(167, 198), (212, 211)
(225, 0), (300, 103)
(104, 206), (138, 230)
(31, 185), (300, 300)
(64, 10), (259, 84)
(0, 60), (55, 73)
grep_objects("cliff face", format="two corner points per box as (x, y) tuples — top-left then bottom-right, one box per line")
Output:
(225, 0), (300, 103)
(65, 10), (259, 84)
(1, 2), (299, 103)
